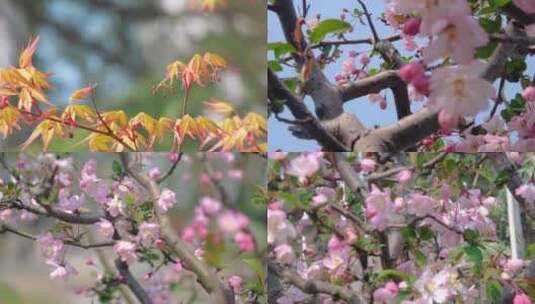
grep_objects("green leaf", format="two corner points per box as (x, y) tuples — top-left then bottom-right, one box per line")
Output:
(526, 243), (535, 259)
(414, 249), (427, 268)
(486, 280), (503, 303)
(112, 160), (123, 180)
(376, 269), (416, 284)
(479, 16), (502, 34)
(489, 0), (511, 8)
(464, 245), (483, 274)
(309, 19), (352, 43)
(269, 60), (283, 72)
(475, 41), (498, 59)
(268, 42), (297, 59)
(396, 290), (412, 304)
(243, 258), (266, 287)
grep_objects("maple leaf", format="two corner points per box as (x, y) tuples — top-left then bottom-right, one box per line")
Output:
(62, 104), (96, 125)
(0, 106), (21, 138)
(21, 118), (67, 151)
(19, 37), (39, 69)
(174, 114), (197, 144)
(69, 84), (96, 102)
(204, 99), (235, 117)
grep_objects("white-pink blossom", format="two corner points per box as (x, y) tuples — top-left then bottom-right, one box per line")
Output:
(274, 244), (295, 264)
(428, 62), (495, 131)
(137, 222), (160, 246)
(114, 241), (137, 264)
(199, 197), (221, 215)
(287, 153), (321, 183)
(95, 218), (115, 239)
(228, 275), (242, 293)
(158, 188), (177, 213)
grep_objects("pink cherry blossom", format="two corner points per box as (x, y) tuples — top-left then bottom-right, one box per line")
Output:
(200, 197), (222, 215)
(274, 244), (295, 264)
(505, 258), (525, 273)
(137, 222), (160, 246)
(287, 153), (321, 183)
(516, 184), (535, 203)
(234, 232), (255, 252)
(218, 211), (250, 233)
(228, 275), (242, 293)
(114, 241), (137, 264)
(422, 15), (488, 64)
(148, 167), (162, 180)
(360, 158), (377, 173)
(365, 185), (394, 231)
(399, 62), (425, 83)
(429, 62), (495, 131)
(514, 293), (533, 304)
(396, 169), (412, 185)
(47, 261), (78, 280)
(157, 188), (177, 213)
(36, 233), (65, 261)
(95, 218), (114, 239)
(407, 193), (438, 216)
(267, 209), (296, 244)
(106, 195), (125, 217)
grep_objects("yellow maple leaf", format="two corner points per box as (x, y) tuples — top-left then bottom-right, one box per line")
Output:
(204, 99), (235, 117)
(0, 106), (21, 138)
(19, 37), (39, 69)
(174, 114), (197, 144)
(62, 104), (96, 124)
(21, 119), (65, 151)
(69, 84), (96, 102)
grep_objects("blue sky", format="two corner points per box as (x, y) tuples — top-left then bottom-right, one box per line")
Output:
(268, 0), (535, 151)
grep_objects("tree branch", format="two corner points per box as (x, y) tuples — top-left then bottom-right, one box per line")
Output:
(268, 69), (349, 151)
(114, 258), (153, 304)
(118, 154), (234, 304)
(268, 262), (362, 304)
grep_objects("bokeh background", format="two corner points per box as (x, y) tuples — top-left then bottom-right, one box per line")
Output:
(0, 0), (266, 151)
(0, 152), (267, 303)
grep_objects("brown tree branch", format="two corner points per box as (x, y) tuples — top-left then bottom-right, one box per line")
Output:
(268, 69), (349, 151)
(268, 262), (362, 304)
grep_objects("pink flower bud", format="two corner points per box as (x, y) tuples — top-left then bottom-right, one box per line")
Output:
(403, 17), (421, 36)
(228, 276), (242, 293)
(399, 62), (425, 83)
(438, 109), (459, 132)
(505, 258), (525, 273)
(360, 158), (377, 173)
(411, 74), (430, 95)
(514, 293), (532, 304)
(396, 169), (412, 185)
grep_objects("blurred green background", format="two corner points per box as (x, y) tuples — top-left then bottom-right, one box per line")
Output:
(0, 152), (267, 303)
(0, 0), (266, 151)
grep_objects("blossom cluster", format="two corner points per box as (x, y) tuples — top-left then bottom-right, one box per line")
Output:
(268, 152), (535, 304)
(0, 152), (264, 303)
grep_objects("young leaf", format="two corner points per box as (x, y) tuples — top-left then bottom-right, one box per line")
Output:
(309, 19), (352, 44)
